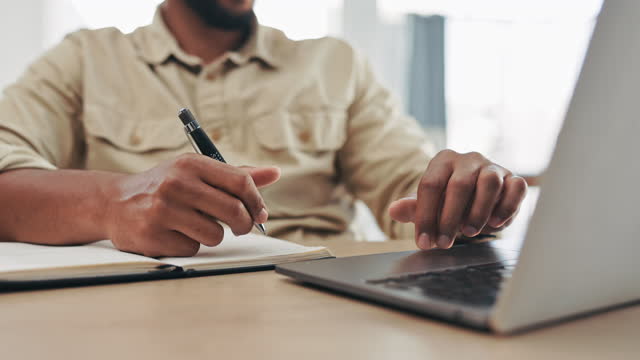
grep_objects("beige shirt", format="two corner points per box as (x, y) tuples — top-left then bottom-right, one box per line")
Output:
(0, 10), (434, 241)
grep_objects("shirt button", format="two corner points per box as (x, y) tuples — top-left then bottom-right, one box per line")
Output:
(130, 134), (142, 146)
(298, 130), (311, 143)
(206, 72), (216, 81)
(209, 128), (223, 142)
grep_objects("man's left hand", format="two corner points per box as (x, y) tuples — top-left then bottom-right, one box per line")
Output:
(389, 150), (528, 250)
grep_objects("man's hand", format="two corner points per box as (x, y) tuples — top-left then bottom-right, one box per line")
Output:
(105, 154), (280, 257)
(389, 150), (527, 250)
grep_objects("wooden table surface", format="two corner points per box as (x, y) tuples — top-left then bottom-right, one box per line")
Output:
(1, 238), (638, 360)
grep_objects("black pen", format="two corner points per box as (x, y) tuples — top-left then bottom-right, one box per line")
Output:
(178, 108), (267, 235)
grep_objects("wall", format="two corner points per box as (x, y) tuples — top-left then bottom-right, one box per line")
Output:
(0, 0), (86, 90)
(0, 1), (46, 89)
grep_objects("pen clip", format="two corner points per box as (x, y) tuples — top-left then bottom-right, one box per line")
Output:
(185, 127), (203, 155)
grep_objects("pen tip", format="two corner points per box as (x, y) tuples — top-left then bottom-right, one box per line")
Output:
(255, 223), (267, 235)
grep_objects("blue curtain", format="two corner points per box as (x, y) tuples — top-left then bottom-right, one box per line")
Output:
(407, 14), (446, 149)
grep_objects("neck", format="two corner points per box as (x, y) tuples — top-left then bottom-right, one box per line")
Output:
(161, 0), (248, 64)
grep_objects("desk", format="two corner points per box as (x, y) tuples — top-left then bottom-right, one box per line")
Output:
(0, 238), (638, 360)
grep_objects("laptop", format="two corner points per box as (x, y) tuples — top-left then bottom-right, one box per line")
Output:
(276, 0), (640, 334)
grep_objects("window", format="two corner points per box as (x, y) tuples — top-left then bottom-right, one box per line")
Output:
(377, 0), (602, 174)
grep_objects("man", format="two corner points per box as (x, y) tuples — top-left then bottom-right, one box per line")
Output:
(0, 0), (527, 257)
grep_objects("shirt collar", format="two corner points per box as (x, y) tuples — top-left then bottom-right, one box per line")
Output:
(132, 7), (282, 69)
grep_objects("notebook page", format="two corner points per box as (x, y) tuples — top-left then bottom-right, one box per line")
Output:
(161, 233), (328, 268)
(0, 240), (164, 275)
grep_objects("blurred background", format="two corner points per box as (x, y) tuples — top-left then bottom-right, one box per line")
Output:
(0, 0), (603, 178)
(0, 0), (604, 240)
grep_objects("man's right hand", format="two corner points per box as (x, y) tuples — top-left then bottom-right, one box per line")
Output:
(105, 154), (280, 257)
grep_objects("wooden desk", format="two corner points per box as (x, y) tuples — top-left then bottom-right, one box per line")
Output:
(0, 238), (637, 360)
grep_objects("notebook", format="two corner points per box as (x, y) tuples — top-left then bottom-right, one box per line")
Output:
(0, 232), (332, 290)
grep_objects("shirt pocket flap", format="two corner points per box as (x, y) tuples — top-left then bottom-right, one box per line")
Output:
(253, 110), (347, 152)
(83, 105), (188, 152)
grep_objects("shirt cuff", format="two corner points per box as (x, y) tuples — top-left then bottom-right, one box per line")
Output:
(0, 144), (57, 171)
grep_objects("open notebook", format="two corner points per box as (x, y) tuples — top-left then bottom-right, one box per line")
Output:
(0, 232), (332, 290)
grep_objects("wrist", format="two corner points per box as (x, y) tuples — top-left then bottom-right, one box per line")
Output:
(94, 171), (127, 240)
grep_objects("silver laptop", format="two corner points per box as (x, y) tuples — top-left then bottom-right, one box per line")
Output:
(276, 0), (640, 334)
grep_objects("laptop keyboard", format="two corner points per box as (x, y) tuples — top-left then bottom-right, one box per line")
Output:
(366, 261), (516, 307)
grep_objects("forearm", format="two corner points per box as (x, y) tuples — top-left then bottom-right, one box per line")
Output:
(0, 169), (123, 245)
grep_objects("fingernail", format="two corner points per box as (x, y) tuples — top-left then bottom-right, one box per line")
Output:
(437, 235), (452, 249)
(488, 216), (503, 227)
(462, 225), (478, 237)
(257, 208), (268, 224)
(417, 233), (430, 249)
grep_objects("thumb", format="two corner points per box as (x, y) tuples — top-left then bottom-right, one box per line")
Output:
(388, 196), (417, 223)
(239, 166), (281, 188)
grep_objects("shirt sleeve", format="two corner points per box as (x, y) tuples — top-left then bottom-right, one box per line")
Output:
(338, 51), (437, 240)
(0, 31), (85, 172)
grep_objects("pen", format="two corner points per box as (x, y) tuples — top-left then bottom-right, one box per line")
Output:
(178, 108), (267, 235)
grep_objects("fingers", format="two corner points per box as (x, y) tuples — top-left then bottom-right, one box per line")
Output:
(187, 157), (268, 224)
(140, 231), (200, 258)
(113, 155), (280, 258)
(167, 207), (225, 247)
(240, 166), (281, 188)
(181, 182), (256, 236)
(388, 196), (417, 223)
(157, 231), (201, 257)
(462, 165), (508, 237)
(160, 156), (281, 235)
(405, 150), (527, 251)
(488, 175), (527, 228)
(480, 212), (517, 234)
(415, 152), (454, 250)
(437, 168), (481, 249)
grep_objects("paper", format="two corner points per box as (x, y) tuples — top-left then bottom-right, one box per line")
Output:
(161, 232), (328, 268)
(0, 240), (163, 274)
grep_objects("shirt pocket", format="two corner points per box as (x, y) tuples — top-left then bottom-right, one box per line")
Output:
(252, 109), (347, 153)
(83, 104), (188, 153)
